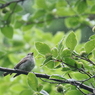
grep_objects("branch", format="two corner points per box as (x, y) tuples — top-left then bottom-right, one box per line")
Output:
(56, 59), (91, 77)
(72, 52), (95, 65)
(76, 55), (95, 65)
(0, 67), (94, 93)
(0, 0), (26, 9)
(5, 2), (18, 25)
(26, 15), (85, 25)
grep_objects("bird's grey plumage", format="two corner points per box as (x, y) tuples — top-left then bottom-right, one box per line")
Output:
(3, 53), (35, 77)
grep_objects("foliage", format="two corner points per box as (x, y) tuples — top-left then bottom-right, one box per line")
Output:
(0, 28), (94, 95)
(0, 0), (95, 95)
(0, 0), (95, 36)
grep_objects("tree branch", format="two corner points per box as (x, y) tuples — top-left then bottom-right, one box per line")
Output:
(0, 67), (94, 93)
(0, 0), (26, 9)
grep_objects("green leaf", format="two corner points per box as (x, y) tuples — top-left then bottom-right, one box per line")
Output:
(61, 67), (70, 71)
(77, 0), (87, 13)
(3, 12), (10, 20)
(58, 39), (64, 52)
(89, 35), (95, 40)
(51, 47), (58, 58)
(56, 6), (75, 16)
(76, 62), (83, 69)
(0, 0), (5, 4)
(64, 58), (76, 67)
(50, 74), (66, 80)
(52, 32), (64, 44)
(15, 4), (23, 12)
(72, 72), (88, 80)
(32, 9), (46, 20)
(8, 54), (18, 63)
(35, 42), (51, 55)
(91, 5), (95, 13)
(65, 90), (82, 95)
(13, 40), (24, 47)
(92, 49), (95, 59)
(14, 21), (23, 29)
(75, 29), (81, 43)
(27, 73), (38, 91)
(1, 26), (13, 39)
(10, 84), (24, 92)
(0, 51), (6, 56)
(34, 92), (43, 95)
(2, 57), (12, 67)
(56, 1), (67, 8)
(85, 39), (95, 53)
(37, 84), (43, 92)
(22, 24), (33, 31)
(35, 0), (47, 9)
(46, 60), (55, 69)
(20, 90), (34, 95)
(9, 3), (23, 12)
(42, 54), (52, 66)
(45, 14), (54, 25)
(65, 32), (77, 50)
(65, 17), (80, 28)
(61, 49), (72, 58)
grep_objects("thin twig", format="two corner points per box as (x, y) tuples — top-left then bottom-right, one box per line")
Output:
(61, 61), (92, 78)
(77, 86), (86, 95)
(55, 59), (91, 78)
(0, 0), (25, 9)
(80, 75), (95, 83)
(40, 78), (61, 84)
(6, 2), (17, 25)
(73, 53), (95, 65)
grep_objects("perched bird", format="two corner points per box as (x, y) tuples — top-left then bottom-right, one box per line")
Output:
(3, 52), (35, 77)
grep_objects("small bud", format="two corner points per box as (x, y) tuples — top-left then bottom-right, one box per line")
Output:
(92, 26), (95, 32)
(80, 51), (87, 58)
(37, 84), (43, 92)
(57, 85), (63, 93)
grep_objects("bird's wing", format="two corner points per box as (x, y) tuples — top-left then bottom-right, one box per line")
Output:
(14, 57), (28, 69)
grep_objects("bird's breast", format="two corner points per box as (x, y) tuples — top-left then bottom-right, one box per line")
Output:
(19, 59), (35, 71)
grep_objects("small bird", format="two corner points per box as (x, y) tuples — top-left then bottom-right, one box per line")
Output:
(3, 52), (35, 77)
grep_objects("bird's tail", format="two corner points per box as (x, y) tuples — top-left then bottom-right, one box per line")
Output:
(13, 73), (20, 78)
(3, 72), (12, 76)
(3, 72), (20, 78)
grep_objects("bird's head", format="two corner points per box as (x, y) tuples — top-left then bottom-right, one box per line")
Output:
(27, 52), (34, 57)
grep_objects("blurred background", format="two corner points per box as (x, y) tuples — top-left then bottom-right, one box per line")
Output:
(0, 0), (95, 42)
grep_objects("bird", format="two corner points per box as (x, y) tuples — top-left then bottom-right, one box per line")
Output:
(3, 52), (35, 77)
